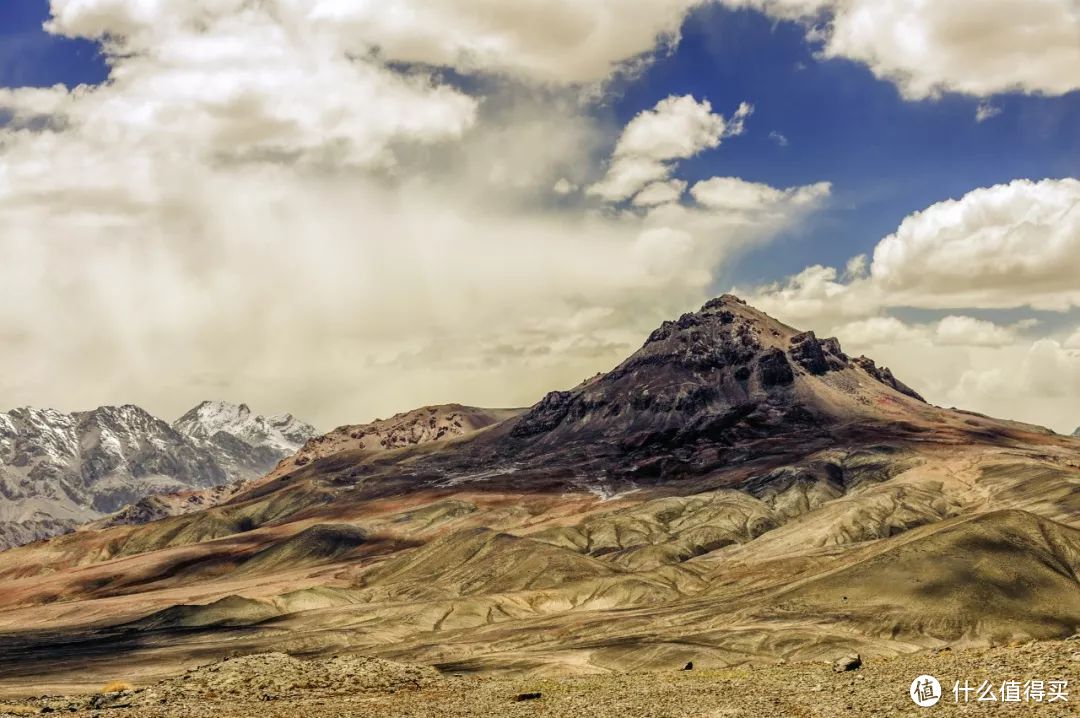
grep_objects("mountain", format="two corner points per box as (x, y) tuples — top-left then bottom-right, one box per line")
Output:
(274, 404), (523, 475)
(0, 295), (1076, 694)
(500, 294), (928, 482)
(94, 404), (514, 530)
(173, 401), (315, 455)
(0, 402), (315, 549)
(1072, 426), (1079, 437)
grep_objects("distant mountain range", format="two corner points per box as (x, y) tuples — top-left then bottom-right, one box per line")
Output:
(0, 401), (314, 549)
(94, 403), (519, 531)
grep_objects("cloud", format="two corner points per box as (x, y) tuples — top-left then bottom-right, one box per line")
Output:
(5, 13), (480, 171)
(829, 314), (1019, 349)
(768, 130), (789, 147)
(933, 315), (1016, 347)
(975, 101), (1002, 122)
(632, 179), (687, 207)
(588, 96), (751, 202)
(844, 254), (869, 280)
(691, 177), (831, 214)
(722, 0), (1080, 99)
(830, 316), (926, 346)
(747, 179), (1080, 322)
(46, 0), (708, 86)
(552, 178), (578, 195)
(870, 178), (1080, 310)
(950, 339), (1080, 410)
(0, 2), (831, 429)
(740, 264), (875, 329)
(740, 176), (1080, 434)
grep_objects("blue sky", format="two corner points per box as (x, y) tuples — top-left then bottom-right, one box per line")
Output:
(0, 1), (105, 88)
(609, 5), (1080, 287)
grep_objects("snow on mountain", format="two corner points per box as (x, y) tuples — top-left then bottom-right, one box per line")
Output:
(0, 402), (315, 550)
(173, 401), (315, 454)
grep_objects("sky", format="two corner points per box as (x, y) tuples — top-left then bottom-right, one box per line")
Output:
(0, 0), (1078, 433)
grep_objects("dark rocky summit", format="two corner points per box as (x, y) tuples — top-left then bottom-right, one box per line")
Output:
(501, 295), (928, 484)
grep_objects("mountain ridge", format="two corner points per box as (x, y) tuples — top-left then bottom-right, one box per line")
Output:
(0, 401), (315, 549)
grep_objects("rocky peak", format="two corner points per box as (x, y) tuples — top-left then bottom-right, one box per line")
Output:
(511, 294), (926, 442)
(75, 404), (174, 441)
(280, 404), (522, 472)
(173, 401), (316, 454)
(1072, 426), (1079, 437)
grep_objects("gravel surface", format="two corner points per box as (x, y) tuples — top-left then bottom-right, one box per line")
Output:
(3, 640), (1076, 717)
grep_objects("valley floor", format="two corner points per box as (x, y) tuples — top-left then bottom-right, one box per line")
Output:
(2, 640), (1076, 717)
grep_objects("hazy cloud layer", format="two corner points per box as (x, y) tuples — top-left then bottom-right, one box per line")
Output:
(2, 0), (1076, 433)
(0, 0), (829, 428)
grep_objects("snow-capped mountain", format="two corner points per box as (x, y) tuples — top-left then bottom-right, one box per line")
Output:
(0, 402), (315, 550)
(173, 401), (315, 454)
(1073, 426), (1079, 437)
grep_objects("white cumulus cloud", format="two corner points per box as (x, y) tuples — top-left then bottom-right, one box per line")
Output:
(46, 0), (709, 85)
(722, 0), (1080, 99)
(588, 96), (751, 202)
(870, 178), (1080, 310)
(933, 315), (1017, 347)
(691, 177), (831, 214)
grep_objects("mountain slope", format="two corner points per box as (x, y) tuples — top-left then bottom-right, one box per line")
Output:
(0, 402), (315, 549)
(272, 404), (522, 479)
(94, 404), (525, 532)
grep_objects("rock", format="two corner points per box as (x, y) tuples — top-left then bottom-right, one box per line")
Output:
(682, 661), (694, 671)
(851, 356), (925, 402)
(758, 348), (794, 387)
(832, 654), (861, 672)
(789, 332), (831, 375)
(515, 692), (542, 702)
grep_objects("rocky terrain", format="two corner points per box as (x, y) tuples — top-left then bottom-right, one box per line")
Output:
(0, 295), (1075, 702)
(0, 402), (314, 549)
(1, 640), (1075, 717)
(270, 404), (522, 479)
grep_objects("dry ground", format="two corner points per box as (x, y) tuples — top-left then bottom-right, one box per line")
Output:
(3, 640), (1076, 718)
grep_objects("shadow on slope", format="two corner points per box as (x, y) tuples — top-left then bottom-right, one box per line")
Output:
(766, 509), (1080, 643)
